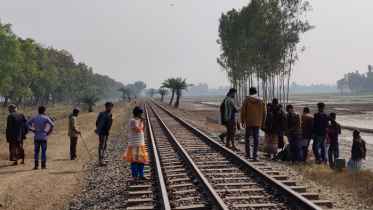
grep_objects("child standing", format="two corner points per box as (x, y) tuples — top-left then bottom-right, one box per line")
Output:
(347, 130), (366, 170)
(328, 113), (341, 168)
(122, 107), (149, 181)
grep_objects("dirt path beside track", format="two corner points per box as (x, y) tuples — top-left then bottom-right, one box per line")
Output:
(0, 101), (133, 210)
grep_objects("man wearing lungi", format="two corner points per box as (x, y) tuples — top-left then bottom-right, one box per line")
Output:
(285, 105), (303, 163)
(6, 104), (28, 165)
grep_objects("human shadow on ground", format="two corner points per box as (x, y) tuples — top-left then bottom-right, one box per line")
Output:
(52, 158), (70, 162)
(0, 164), (17, 169)
(49, 170), (85, 175)
(0, 169), (31, 175)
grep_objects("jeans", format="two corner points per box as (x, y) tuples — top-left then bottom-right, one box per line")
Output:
(131, 162), (145, 178)
(99, 135), (108, 158)
(245, 127), (260, 158)
(34, 140), (47, 167)
(312, 135), (327, 162)
(70, 137), (78, 160)
(328, 144), (339, 168)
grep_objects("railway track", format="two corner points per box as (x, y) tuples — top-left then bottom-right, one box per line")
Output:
(126, 99), (333, 209)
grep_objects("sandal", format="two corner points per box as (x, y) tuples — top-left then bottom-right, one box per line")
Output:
(231, 147), (240, 151)
(98, 162), (107, 166)
(129, 177), (137, 181)
(138, 177), (150, 180)
(33, 166), (38, 170)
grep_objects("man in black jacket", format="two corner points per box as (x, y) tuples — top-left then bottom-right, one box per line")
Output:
(6, 104), (27, 165)
(95, 102), (113, 166)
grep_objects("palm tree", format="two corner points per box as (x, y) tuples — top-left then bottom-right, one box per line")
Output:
(118, 86), (132, 101)
(173, 77), (193, 108)
(148, 88), (157, 97)
(77, 93), (100, 112)
(161, 78), (177, 105)
(157, 88), (169, 102)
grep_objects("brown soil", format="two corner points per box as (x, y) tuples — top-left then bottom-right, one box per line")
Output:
(0, 101), (135, 210)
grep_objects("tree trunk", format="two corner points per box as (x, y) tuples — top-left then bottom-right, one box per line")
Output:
(174, 91), (180, 108)
(2, 96), (9, 107)
(16, 96), (22, 107)
(40, 97), (45, 106)
(169, 90), (175, 105)
(89, 105), (93, 112)
(161, 95), (164, 102)
(34, 96), (40, 106)
(45, 94), (50, 105)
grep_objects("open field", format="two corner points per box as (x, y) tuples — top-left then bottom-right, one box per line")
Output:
(0, 101), (135, 210)
(157, 94), (373, 208)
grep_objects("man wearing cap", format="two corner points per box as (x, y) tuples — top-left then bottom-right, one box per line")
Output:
(6, 104), (28, 165)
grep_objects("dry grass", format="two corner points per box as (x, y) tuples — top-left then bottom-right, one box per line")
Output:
(0, 101), (135, 210)
(291, 164), (373, 206)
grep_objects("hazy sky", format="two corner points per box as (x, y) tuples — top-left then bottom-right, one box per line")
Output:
(1, 1), (372, 89)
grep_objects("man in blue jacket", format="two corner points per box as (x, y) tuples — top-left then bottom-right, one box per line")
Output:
(95, 102), (113, 166)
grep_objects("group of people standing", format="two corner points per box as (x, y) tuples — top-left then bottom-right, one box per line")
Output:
(222, 87), (367, 170)
(5, 102), (114, 169)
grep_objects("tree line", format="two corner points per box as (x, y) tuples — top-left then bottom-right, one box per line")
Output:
(0, 22), (124, 107)
(217, 0), (313, 105)
(337, 65), (373, 93)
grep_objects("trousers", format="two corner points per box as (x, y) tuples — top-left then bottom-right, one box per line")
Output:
(131, 162), (145, 178)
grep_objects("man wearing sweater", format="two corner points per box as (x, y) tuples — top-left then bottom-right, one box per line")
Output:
(25, 106), (54, 169)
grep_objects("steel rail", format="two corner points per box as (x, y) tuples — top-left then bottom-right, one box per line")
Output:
(146, 99), (229, 210)
(144, 102), (171, 210)
(149, 99), (323, 210)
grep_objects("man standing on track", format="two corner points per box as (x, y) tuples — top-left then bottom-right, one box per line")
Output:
(301, 107), (313, 161)
(6, 104), (27, 165)
(241, 87), (267, 161)
(95, 102), (113, 166)
(223, 88), (240, 151)
(285, 105), (303, 163)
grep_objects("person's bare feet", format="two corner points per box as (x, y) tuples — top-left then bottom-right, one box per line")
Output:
(20, 160), (25, 164)
(12, 161), (18, 166)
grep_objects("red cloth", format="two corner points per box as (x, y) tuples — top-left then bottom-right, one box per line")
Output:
(326, 124), (334, 144)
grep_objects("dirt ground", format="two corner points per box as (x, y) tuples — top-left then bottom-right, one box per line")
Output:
(0, 101), (135, 210)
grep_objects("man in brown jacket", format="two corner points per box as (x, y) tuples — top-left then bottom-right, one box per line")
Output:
(301, 107), (313, 161)
(241, 87), (267, 161)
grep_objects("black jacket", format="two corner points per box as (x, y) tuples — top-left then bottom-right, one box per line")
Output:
(6, 110), (27, 142)
(351, 138), (366, 160)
